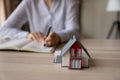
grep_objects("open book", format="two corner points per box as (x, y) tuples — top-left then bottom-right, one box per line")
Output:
(0, 39), (55, 53)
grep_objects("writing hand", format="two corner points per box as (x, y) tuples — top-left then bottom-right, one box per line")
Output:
(44, 32), (61, 46)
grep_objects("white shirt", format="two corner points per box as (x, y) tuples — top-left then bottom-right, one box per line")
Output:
(0, 0), (80, 42)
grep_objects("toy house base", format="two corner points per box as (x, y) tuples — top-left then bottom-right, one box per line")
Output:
(69, 68), (82, 70)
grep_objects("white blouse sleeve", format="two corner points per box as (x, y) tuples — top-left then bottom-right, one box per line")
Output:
(0, 0), (29, 40)
(56, 0), (80, 42)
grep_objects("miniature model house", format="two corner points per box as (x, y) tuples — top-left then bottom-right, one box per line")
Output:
(61, 36), (91, 70)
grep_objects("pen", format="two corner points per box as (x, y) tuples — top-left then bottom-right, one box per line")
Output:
(46, 27), (52, 37)
(44, 27), (52, 46)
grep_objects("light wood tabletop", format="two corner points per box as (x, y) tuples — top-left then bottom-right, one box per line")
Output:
(0, 39), (120, 80)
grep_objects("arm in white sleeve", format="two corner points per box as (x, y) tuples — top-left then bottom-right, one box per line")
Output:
(56, 0), (80, 42)
(0, 0), (29, 40)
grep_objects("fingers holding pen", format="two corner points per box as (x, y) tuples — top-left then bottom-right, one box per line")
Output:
(44, 32), (61, 46)
(26, 32), (61, 46)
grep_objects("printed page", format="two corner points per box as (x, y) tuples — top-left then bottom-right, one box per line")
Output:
(0, 39), (31, 50)
(21, 41), (55, 53)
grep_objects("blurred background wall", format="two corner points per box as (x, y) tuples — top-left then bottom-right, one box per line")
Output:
(81, 0), (117, 39)
(0, 0), (6, 25)
(0, 0), (117, 39)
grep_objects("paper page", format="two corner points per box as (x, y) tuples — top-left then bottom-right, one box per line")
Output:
(21, 41), (55, 53)
(0, 39), (31, 50)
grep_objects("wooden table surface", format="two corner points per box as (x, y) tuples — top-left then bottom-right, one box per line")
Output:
(0, 39), (120, 80)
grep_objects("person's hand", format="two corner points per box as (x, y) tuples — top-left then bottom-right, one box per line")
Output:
(27, 32), (45, 42)
(44, 32), (61, 46)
